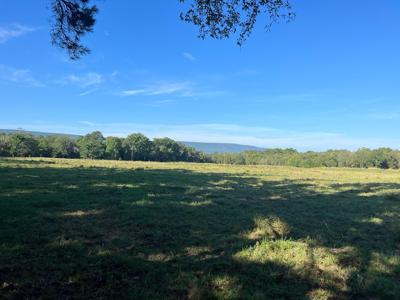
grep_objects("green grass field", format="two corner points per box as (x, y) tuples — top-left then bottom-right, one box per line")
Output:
(1, 158), (400, 299)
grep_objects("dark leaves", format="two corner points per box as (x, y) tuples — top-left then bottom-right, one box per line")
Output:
(50, 0), (293, 60)
(180, 0), (294, 45)
(51, 0), (98, 60)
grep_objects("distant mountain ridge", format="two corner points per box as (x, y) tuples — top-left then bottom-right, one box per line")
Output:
(181, 141), (264, 153)
(0, 129), (264, 153)
(0, 129), (80, 139)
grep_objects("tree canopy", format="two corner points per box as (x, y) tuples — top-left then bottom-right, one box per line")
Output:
(0, 131), (209, 163)
(77, 131), (106, 159)
(1, 131), (400, 169)
(50, 0), (294, 59)
(123, 133), (152, 161)
(51, 0), (98, 60)
(106, 136), (123, 160)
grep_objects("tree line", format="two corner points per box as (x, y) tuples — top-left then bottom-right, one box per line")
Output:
(1, 131), (400, 169)
(211, 148), (400, 169)
(0, 131), (210, 163)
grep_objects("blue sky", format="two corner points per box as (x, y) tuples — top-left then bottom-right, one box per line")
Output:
(1, 0), (400, 150)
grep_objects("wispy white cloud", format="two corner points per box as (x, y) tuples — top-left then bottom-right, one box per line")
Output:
(65, 72), (104, 88)
(0, 64), (44, 87)
(119, 80), (227, 99)
(0, 23), (36, 43)
(183, 52), (196, 61)
(2, 121), (398, 151)
(79, 88), (98, 97)
(148, 99), (179, 107)
(78, 121), (96, 126)
(119, 81), (194, 97)
(120, 89), (148, 96)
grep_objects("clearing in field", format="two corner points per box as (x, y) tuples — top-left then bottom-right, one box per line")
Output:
(1, 158), (400, 299)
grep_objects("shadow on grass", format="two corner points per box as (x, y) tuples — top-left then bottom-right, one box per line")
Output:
(0, 160), (399, 299)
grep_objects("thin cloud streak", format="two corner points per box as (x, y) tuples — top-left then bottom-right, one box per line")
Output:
(183, 52), (196, 61)
(78, 121), (96, 126)
(0, 64), (44, 87)
(119, 81), (227, 99)
(65, 72), (104, 88)
(79, 88), (99, 96)
(0, 23), (36, 43)
(119, 81), (194, 97)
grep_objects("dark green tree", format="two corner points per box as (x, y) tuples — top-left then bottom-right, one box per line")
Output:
(50, 136), (80, 158)
(353, 148), (374, 168)
(37, 136), (52, 157)
(372, 148), (399, 169)
(123, 133), (152, 161)
(0, 134), (11, 157)
(77, 131), (106, 159)
(152, 138), (182, 162)
(182, 145), (209, 162)
(106, 136), (123, 160)
(8, 133), (38, 157)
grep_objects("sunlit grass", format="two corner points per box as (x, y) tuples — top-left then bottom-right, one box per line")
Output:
(0, 157), (399, 299)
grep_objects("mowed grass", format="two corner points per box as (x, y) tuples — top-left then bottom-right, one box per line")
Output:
(1, 158), (400, 299)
